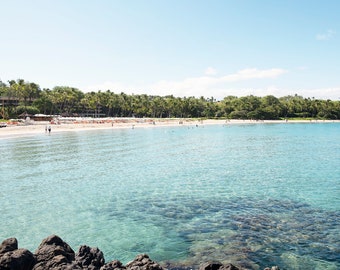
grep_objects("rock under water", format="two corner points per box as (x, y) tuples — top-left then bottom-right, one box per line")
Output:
(105, 195), (339, 269)
(0, 235), (280, 270)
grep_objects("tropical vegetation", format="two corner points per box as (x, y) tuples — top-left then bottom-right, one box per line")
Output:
(1, 79), (339, 120)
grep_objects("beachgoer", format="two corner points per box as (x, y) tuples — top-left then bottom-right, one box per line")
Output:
(48, 126), (51, 133)
(45, 125), (48, 132)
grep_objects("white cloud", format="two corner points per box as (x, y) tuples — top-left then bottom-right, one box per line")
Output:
(150, 68), (287, 97)
(205, 67), (217, 76)
(84, 68), (287, 97)
(248, 86), (340, 100)
(85, 81), (137, 93)
(220, 68), (286, 81)
(152, 68), (285, 89)
(297, 86), (340, 100)
(85, 79), (340, 100)
(85, 68), (288, 99)
(316, 29), (336, 41)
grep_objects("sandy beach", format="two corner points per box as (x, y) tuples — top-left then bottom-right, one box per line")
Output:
(0, 118), (338, 139)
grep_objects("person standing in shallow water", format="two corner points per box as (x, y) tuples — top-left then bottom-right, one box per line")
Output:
(48, 126), (51, 134)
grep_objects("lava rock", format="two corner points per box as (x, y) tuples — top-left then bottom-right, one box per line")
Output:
(0, 238), (18, 255)
(220, 264), (239, 270)
(0, 248), (35, 270)
(199, 262), (223, 270)
(199, 262), (239, 270)
(126, 254), (164, 270)
(32, 235), (81, 270)
(76, 245), (105, 269)
(100, 259), (126, 270)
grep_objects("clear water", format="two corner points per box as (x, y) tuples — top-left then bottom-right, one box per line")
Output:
(0, 123), (339, 269)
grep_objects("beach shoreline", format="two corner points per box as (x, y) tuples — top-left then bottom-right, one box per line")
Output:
(0, 118), (338, 139)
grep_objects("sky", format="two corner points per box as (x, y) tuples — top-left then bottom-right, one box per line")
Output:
(1, 0), (339, 100)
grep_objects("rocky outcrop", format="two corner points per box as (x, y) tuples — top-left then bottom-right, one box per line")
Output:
(198, 262), (280, 270)
(0, 238), (18, 255)
(100, 259), (125, 270)
(0, 238), (35, 270)
(125, 254), (163, 270)
(75, 245), (105, 269)
(0, 235), (280, 270)
(32, 234), (81, 270)
(0, 249), (35, 270)
(199, 262), (239, 270)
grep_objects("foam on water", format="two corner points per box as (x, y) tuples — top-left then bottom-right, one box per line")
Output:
(0, 123), (339, 269)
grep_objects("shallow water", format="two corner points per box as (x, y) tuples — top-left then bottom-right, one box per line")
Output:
(0, 123), (339, 269)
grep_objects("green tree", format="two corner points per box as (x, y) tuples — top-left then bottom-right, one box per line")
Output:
(50, 86), (84, 116)
(33, 89), (51, 115)
(259, 95), (282, 119)
(7, 79), (41, 108)
(0, 81), (9, 118)
(220, 96), (238, 118)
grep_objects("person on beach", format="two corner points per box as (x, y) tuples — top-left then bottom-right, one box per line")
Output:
(45, 125), (48, 132)
(48, 126), (51, 133)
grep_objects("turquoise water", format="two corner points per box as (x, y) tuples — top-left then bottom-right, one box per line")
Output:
(0, 123), (339, 269)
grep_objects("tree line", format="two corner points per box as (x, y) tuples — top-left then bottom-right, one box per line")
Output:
(1, 79), (339, 120)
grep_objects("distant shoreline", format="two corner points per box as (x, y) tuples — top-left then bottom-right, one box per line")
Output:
(0, 118), (339, 139)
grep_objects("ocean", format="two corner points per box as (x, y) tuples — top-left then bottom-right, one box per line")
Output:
(0, 122), (339, 269)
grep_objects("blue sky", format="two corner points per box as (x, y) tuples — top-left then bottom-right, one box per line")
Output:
(1, 0), (339, 100)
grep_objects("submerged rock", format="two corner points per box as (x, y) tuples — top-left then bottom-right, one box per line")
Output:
(0, 235), (282, 270)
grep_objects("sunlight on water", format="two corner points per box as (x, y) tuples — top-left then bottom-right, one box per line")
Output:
(0, 123), (339, 269)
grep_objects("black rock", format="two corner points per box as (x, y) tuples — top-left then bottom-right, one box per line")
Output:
(0, 238), (18, 255)
(220, 264), (239, 270)
(126, 254), (164, 270)
(32, 235), (81, 270)
(76, 245), (105, 269)
(100, 259), (126, 270)
(0, 248), (35, 270)
(199, 262), (239, 270)
(199, 262), (223, 270)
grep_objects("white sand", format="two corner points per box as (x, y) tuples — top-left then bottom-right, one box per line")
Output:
(0, 118), (338, 140)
